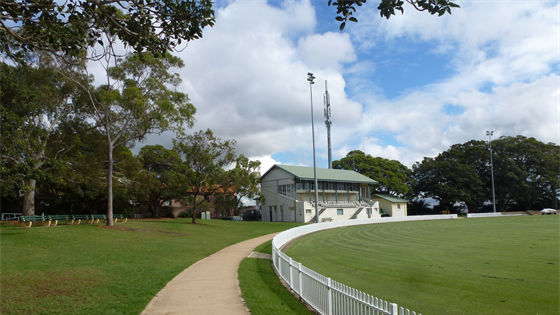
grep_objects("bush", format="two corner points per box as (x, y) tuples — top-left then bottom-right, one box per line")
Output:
(177, 210), (191, 218)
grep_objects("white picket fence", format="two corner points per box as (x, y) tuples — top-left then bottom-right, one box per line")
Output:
(466, 212), (527, 218)
(467, 212), (502, 218)
(272, 215), (458, 315)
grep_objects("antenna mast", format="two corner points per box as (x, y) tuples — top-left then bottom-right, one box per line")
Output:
(324, 80), (332, 169)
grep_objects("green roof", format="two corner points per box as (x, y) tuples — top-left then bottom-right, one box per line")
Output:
(372, 194), (408, 203)
(262, 164), (377, 184)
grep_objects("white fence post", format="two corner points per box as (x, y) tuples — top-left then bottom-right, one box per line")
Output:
(327, 277), (332, 315)
(289, 257), (293, 288)
(391, 302), (398, 315)
(298, 262), (302, 296)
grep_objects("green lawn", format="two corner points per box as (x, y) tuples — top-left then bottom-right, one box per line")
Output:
(286, 215), (560, 315)
(238, 257), (314, 315)
(0, 219), (302, 315)
(238, 239), (313, 315)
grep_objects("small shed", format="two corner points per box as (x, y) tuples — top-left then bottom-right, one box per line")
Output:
(371, 194), (408, 217)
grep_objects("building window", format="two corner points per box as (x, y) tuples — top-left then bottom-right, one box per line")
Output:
(397, 204), (401, 209)
(306, 209), (312, 214)
(278, 184), (294, 198)
(360, 186), (369, 199)
(337, 209), (343, 215)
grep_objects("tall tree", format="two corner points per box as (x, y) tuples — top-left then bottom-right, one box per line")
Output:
(223, 154), (262, 215)
(0, 60), (84, 215)
(411, 136), (559, 212)
(492, 136), (560, 211)
(136, 144), (181, 218)
(78, 52), (195, 226)
(173, 129), (236, 224)
(541, 142), (560, 210)
(412, 157), (484, 211)
(333, 150), (413, 197)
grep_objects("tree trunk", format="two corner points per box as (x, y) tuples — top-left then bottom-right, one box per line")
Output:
(191, 194), (198, 224)
(107, 144), (114, 226)
(552, 183), (558, 209)
(22, 179), (37, 216)
(153, 203), (160, 219)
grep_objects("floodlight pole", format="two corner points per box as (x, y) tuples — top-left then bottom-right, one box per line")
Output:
(308, 72), (319, 224)
(324, 80), (332, 169)
(487, 131), (497, 213)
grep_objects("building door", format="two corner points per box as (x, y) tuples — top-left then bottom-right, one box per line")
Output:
(291, 210), (295, 221)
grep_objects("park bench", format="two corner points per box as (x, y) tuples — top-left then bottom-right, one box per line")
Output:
(47, 215), (71, 226)
(71, 214), (92, 225)
(321, 217), (333, 222)
(112, 214), (127, 223)
(91, 214), (107, 224)
(19, 215), (51, 228)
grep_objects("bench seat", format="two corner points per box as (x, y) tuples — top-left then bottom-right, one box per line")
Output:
(47, 215), (71, 226)
(19, 215), (50, 227)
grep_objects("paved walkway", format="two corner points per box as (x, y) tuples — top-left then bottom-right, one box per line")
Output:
(140, 232), (278, 315)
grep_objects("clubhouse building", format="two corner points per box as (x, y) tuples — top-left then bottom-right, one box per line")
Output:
(261, 165), (393, 223)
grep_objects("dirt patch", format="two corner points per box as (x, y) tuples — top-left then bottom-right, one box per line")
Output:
(97, 225), (189, 236)
(98, 225), (135, 231)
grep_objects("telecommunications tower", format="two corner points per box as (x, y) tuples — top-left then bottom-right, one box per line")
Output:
(324, 80), (332, 169)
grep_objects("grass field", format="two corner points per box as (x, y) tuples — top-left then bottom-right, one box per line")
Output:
(0, 219), (303, 315)
(286, 215), (560, 315)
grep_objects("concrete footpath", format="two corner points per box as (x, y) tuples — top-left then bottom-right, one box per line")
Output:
(140, 232), (279, 315)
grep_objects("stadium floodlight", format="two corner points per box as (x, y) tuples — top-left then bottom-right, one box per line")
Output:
(486, 131), (497, 213)
(308, 72), (319, 223)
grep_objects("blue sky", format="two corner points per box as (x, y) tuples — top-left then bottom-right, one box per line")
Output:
(134, 0), (559, 173)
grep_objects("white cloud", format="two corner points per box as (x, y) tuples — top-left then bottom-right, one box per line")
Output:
(131, 0), (558, 173)
(297, 32), (356, 70)
(169, 0), (361, 162)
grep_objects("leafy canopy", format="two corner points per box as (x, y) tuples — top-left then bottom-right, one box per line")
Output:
(329, 0), (460, 30)
(1, 0), (215, 61)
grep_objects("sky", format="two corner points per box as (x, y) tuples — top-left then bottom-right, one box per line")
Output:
(135, 0), (559, 174)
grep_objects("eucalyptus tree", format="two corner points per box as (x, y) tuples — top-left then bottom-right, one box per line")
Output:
(173, 129), (236, 224)
(78, 52), (195, 226)
(0, 60), (86, 215)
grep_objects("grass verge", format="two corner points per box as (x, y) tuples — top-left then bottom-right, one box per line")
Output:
(286, 215), (559, 315)
(252, 239), (272, 254)
(238, 257), (313, 315)
(1, 219), (302, 315)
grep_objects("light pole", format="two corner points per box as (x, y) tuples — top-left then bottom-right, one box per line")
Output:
(308, 72), (319, 223)
(486, 131), (497, 213)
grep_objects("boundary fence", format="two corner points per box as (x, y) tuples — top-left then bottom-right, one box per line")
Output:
(466, 212), (527, 218)
(272, 215), (457, 315)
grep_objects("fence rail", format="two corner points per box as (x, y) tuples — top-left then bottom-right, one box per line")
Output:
(272, 215), (458, 315)
(466, 212), (528, 218)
